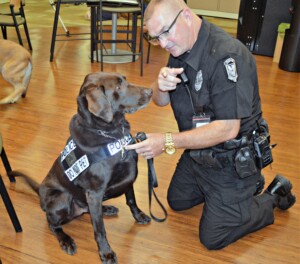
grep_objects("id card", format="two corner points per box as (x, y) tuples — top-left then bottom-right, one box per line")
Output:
(192, 114), (210, 128)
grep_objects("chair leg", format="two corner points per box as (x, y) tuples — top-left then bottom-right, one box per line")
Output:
(11, 12), (24, 47)
(90, 6), (95, 63)
(1, 148), (15, 183)
(23, 22), (32, 51)
(20, 5), (32, 50)
(0, 175), (22, 232)
(1, 26), (7, 39)
(139, 4), (144, 77)
(131, 14), (137, 62)
(50, 0), (61, 61)
(146, 42), (150, 64)
(99, 6), (104, 72)
(139, 26), (143, 76)
(14, 25), (24, 47)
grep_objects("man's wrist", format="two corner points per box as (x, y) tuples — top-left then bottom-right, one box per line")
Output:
(163, 132), (176, 155)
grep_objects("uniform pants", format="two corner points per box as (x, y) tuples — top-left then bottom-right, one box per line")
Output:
(167, 151), (275, 250)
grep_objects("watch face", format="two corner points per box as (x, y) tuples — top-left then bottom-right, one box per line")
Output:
(166, 146), (176, 155)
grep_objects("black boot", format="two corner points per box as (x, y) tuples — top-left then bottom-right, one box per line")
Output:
(254, 174), (265, 196)
(265, 174), (296, 210)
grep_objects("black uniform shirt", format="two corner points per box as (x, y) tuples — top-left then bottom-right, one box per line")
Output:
(167, 19), (262, 136)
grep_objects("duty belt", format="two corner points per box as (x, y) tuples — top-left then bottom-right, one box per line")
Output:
(189, 148), (236, 168)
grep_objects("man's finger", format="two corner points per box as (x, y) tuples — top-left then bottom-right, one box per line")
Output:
(125, 141), (144, 150)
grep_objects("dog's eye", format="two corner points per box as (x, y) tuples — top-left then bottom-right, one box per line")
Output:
(96, 85), (105, 92)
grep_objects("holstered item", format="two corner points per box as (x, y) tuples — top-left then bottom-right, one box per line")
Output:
(235, 146), (258, 178)
(189, 149), (234, 169)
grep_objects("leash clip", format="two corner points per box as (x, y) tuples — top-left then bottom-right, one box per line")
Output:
(135, 132), (147, 143)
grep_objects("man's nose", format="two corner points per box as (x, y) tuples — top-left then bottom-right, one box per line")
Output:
(159, 38), (168, 48)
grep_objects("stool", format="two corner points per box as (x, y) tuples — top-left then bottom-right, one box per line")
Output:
(49, 0), (88, 61)
(273, 23), (290, 63)
(0, 133), (22, 232)
(88, 0), (144, 76)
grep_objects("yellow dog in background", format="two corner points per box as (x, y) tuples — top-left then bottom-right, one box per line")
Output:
(0, 39), (32, 104)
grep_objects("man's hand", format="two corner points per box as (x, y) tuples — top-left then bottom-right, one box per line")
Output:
(125, 133), (165, 159)
(158, 67), (184, 92)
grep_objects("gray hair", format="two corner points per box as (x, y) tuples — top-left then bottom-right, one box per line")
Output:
(144, 0), (188, 23)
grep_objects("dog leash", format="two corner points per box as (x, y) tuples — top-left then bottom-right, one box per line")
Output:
(135, 132), (168, 222)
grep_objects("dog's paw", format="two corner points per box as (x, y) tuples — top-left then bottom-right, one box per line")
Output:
(103, 205), (119, 216)
(59, 236), (77, 255)
(135, 211), (151, 225)
(100, 251), (118, 264)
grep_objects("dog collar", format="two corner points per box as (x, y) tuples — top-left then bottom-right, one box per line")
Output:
(61, 134), (134, 181)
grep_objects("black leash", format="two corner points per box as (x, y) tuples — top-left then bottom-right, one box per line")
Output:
(135, 132), (168, 222)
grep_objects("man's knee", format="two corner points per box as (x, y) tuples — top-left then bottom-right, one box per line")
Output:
(167, 192), (203, 211)
(199, 219), (231, 250)
(167, 197), (189, 211)
(199, 228), (231, 250)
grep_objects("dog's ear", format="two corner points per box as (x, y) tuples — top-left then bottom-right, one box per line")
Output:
(77, 95), (93, 124)
(86, 87), (114, 123)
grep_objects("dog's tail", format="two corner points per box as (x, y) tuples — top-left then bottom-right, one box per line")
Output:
(9, 170), (40, 194)
(21, 60), (32, 98)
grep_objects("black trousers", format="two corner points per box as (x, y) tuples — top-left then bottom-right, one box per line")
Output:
(167, 151), (275, 250)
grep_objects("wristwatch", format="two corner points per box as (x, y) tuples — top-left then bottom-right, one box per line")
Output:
(164, 132), (176, 155)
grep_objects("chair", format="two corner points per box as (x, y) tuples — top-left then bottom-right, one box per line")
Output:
(0, 0), (25, 15)
(143, 29), (150, 63)
(0, 132), (22, 232)
(0, 0), (32, 50)
(49, 0), (89, 61)
(88, 0), (144, 76)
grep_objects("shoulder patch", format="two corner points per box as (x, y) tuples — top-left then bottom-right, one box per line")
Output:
(224, 57), (238, 82)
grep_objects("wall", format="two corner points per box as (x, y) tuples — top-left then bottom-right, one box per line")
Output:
(188, 0), (240, 19)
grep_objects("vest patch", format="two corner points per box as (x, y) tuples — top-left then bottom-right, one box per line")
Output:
(61, 139), (76, 162)
(65, 155), (90, 181)
(107, 135), (133, 156)
(61, 134), (133, 181)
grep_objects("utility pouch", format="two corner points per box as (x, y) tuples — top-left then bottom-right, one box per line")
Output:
(190, 149), (223, 169)
(253, 119), (275, 169)
(253, 133), (274, 169)
(235, 146), (257, 178)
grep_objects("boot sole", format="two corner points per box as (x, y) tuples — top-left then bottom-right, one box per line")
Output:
(270, 174), (293, 196)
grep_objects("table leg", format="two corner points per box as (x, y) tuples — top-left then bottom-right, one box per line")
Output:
(111, 13), (117, 54)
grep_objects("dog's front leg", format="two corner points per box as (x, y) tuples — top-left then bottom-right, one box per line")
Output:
(86, 190), (117, 264)
(126, 187), (151, 224)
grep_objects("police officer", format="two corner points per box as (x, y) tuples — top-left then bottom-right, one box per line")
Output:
(126, 0), (296, 249)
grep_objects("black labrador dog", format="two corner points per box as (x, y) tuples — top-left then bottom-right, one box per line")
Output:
(11, 72), (153, 264)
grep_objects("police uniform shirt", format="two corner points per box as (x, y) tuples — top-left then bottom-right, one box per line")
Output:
(167, 18), (262, 136)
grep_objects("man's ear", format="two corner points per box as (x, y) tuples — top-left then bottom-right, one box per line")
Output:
(182, 8), (192, 26)
(86, 87), (114, 123)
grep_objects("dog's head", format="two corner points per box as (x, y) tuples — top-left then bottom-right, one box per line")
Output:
(77, 72), (153, 123)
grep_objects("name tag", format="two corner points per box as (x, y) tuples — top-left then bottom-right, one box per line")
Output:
(61, 139), (76, 162)
(65, 155), (89, 181)
(107, 135), (132, 156)
(192, 115), (211, 128)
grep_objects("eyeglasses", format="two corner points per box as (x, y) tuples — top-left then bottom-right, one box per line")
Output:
(145, 9), (183, 46)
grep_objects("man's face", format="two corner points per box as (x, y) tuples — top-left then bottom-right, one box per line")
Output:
(146, 8), (189, 57)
